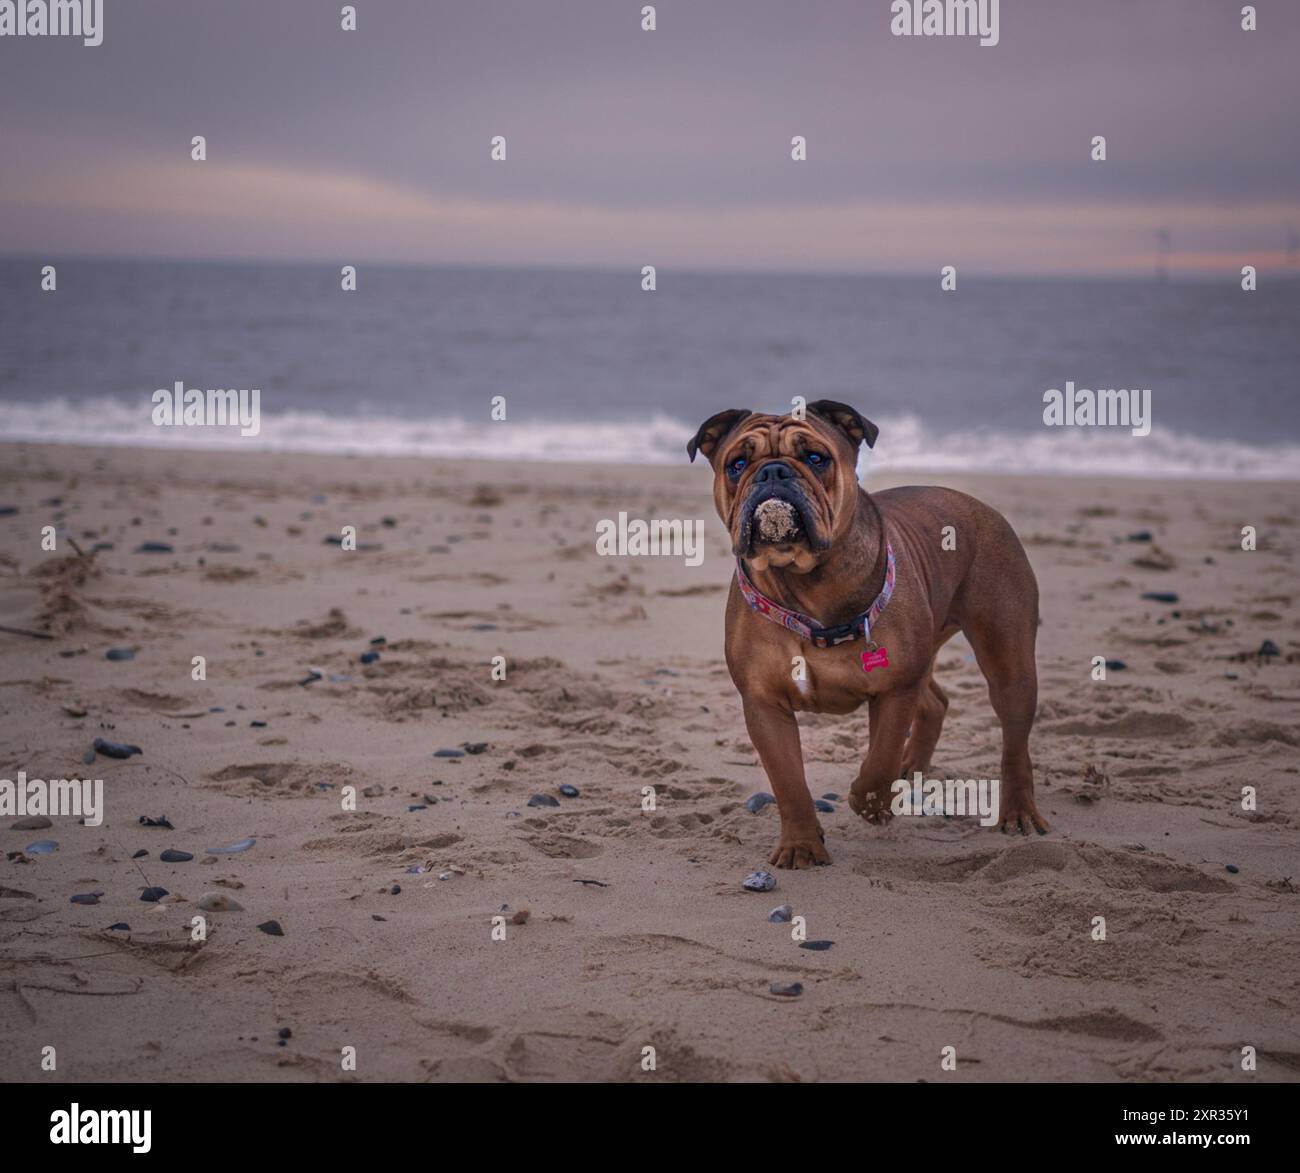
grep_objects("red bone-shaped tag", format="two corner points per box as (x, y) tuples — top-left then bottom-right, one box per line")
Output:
(861, 647), (890, 673)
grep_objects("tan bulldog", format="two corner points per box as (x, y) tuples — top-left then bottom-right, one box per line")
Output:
(689, 401), (1048, 868)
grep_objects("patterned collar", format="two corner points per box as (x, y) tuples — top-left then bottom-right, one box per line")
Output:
(735, 542), (896, 649)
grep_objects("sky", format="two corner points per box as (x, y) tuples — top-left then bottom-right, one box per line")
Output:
(1, 0), (1298, 276)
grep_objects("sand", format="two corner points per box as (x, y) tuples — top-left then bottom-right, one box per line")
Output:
(0, 440), (1297, 1083)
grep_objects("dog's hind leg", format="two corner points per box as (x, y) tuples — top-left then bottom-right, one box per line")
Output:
(959, 602), (1049, 835)
(899, 670), (948, 778)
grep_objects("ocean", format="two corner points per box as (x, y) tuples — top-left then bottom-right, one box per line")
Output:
(2, 259), (1297, 478)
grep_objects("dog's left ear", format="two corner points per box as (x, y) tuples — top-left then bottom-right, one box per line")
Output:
(687, 408), (751, 463)
(807, 400), (879, 450)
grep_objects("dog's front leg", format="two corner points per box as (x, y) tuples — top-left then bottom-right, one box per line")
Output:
(848, 687), (920, 823)
(742, 695), (829, 868)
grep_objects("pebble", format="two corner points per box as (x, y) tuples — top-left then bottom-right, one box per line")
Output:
(298, 670), (323, 686)
(93, 737), (143, 759)
(1140, 592), (1179, 604)
(1258, 640), (1280, 657)
(82, 749), (95, 765)
(770, 982), (803, 998)
(390, 885), (401, 895)
(527, 794), (560, 808)
(463, 742), (488, 754)
(132, 849), (148, 859)
(799, 939), (834, 951)
(434, 748), (465, 758)
(745, 793), (777, 814)
(133, 542), (174, 554)
(407, 804), (426, 812)
(359, 651), (381, 665)
(258, 920), (284, 936)
(768, 904), (793, 923)
(206, 837), (256, 855)
(70, 892), (103, 905)
(138, 815), (174, 828)
(25, 840), (58, 855)
(160, 849), (194, 863)
(743, 870), (777, 892)
(559, 784), (580, 798)
(821, 792), (840, 801)
(1226, 864), (1240, 874)
(1125, 531), (1153, 542)
(197, 892), (243, 912)
(814, 799), (834, 813)
(12, 816), (52, 831)
(107, 922), (130, 932)
(362, 784), (384, 797)
(250, 720), (267, 728)
(278, 1026), (292, 1040)
(1105, 659), (1127, 670)
(105, 647), (136, 661)
(139, 887), (169, 902)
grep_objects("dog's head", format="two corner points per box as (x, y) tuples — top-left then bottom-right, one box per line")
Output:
(687, 401), (878, 572)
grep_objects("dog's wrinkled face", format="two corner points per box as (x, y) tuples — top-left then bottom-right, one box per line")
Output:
(688, 401), (878, 573)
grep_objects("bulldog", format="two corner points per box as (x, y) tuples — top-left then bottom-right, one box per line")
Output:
(688, 401), (1048, 868)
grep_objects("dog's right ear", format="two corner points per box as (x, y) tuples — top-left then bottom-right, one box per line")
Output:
(687, 408), (751, 463)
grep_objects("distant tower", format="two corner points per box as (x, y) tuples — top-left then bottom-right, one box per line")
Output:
(1155, 228), (1171, 283)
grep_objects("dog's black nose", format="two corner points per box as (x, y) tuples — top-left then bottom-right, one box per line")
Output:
(753, 461), (795, 484)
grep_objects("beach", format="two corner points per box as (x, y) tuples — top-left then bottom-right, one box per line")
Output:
(1, 439), (1297, 1083)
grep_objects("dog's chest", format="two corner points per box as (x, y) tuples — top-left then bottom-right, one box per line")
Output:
(787, 630), (925, 712)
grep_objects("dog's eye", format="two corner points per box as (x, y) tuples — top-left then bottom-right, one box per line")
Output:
(805, 452), (828, 468)
(727, 457), (748, 480)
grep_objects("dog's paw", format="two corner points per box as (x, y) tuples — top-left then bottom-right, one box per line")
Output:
(847, 786), (893, 825)
(997, 791), (1050, 836)
(767, 830), (831, 869)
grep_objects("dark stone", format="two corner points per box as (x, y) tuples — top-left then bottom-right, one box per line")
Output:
(139, 887), (169, 902)
(105, 647), (136, 661)
(160, 849), (193, 862)
(559, 784), (580, 798)
(745, 793), (777, 814)
(1141, 592), (1179, 604)
(94, 738), (142, 759)
(258, 920), (285, 936)
(799, 939), (834, 951)
(770, 982), (803, 997)
(527, 794), (560, 808)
